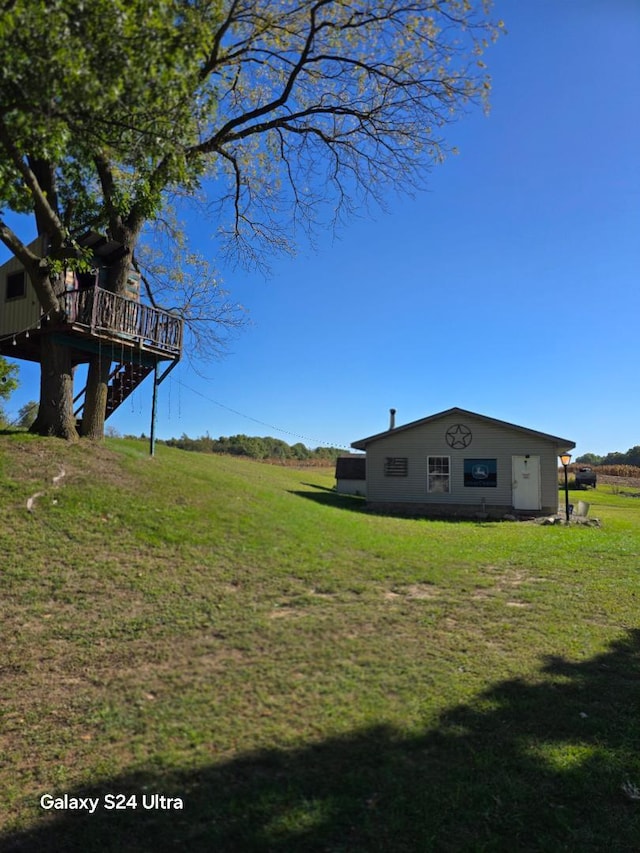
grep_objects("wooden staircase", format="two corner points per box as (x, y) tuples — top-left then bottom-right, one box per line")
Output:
(105, 362), (154, 417)
(74, 362), (154, 423)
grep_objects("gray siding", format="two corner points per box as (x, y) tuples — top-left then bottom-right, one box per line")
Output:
(0, 237), (45, 337)
(366, 413), (561, 513)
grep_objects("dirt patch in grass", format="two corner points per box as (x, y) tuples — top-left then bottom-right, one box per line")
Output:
(1, 437), (139, 504)
(385, 582), (440, 600)
(268, 606), (307, 619)
(470, 568), (538, 610)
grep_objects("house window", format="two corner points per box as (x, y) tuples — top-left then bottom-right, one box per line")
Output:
(427, 456), (450, 493)
(385, 457), (408, 476)
(6, 271), (26, 301)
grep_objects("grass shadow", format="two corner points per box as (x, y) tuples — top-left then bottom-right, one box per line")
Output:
(290, 487), (369, 514)
(291, 488), (500, 524)
(299, 482), (341, 493)
(4, 631), (640, 852)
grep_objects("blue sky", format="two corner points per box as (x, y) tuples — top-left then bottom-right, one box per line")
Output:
(3, 0), (640, 456)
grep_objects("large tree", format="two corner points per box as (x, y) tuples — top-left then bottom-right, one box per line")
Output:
(0, 0), (503, 439)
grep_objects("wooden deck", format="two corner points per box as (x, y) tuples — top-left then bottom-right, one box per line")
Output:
(61, 286), (183, 358)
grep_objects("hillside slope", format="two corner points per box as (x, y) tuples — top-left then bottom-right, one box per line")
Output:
(1, 436), (640, 852)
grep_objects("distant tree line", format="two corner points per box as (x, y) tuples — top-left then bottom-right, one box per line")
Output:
(0, 356), (19, 426)
(577, 447), (640, 468)
(162, 434), (344, 462)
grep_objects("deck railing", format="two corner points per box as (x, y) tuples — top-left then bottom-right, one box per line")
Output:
(60, 286), (183, 357)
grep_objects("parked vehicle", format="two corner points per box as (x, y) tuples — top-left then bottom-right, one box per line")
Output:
(575, 466), (597, 488)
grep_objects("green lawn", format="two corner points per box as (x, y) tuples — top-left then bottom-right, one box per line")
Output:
(1, 435), (639, 851)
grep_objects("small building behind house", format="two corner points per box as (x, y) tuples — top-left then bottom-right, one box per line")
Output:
(335, 454), (366, 496)
(351, 407), (575, 518)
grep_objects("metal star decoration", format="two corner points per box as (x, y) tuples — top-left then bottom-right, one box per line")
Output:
(445, 424), (472, 449)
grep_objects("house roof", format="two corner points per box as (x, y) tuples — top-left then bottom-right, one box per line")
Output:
(351, 407), (575, 452)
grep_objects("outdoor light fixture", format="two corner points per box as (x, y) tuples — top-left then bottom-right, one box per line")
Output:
(560, 452), (572, 524)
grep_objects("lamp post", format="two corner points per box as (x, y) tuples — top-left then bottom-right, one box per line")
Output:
(560, 452), (572, 524)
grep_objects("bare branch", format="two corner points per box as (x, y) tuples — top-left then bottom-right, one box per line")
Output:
(216, 147), (244, 235)
(200, 0), (242, 79)
(177, 0), (500, 263)
(132, 253), (159, 309)
(136, 221), (249, 361)
(193, 0), (334, 154)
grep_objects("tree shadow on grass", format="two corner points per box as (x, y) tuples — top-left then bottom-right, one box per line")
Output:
(290, 487), (369, 513)
(299, 482), (341, 493)
(4, 631), (640, 852)
(291, 488), (489, 524)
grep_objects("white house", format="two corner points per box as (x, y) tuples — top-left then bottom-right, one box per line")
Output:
(351, 407), (575, 518)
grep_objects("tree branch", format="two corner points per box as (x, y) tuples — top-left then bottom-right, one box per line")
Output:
(0, 217), (58, 311)
(132, 253), (159, 309)
(93, 152), (123, 235)
(200, 0), (242, 79)
(0, 119), (65, 245)
(193, 0), (332, 155)
(0, 219), (39, 271)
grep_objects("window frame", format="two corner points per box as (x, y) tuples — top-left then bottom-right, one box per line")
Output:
(5, 270), (26, 302)
(427, 455), (451, 494)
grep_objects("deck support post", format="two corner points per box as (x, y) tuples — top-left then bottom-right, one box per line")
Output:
(149, 363), (159, 457)
(149, 358), (180, 457)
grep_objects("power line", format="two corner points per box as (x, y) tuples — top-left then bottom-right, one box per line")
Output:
(174, 378), (351, 450)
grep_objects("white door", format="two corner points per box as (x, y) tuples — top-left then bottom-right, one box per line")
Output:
(512, 455), (541, 511)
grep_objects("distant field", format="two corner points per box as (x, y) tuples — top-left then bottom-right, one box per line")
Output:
(1, 435), (639, 852)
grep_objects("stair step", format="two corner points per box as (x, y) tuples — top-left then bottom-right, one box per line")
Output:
(74, 361), (154, 422)
(104, 362), (154, 417)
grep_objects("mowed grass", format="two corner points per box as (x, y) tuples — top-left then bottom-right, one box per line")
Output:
(1, 435), (639, 852)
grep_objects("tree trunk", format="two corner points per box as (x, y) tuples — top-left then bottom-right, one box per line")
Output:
(30, 333), (78, 440)
(80, 225), (140, 439)
(80, 353), (111, 439)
